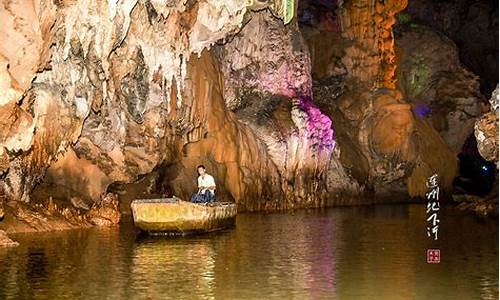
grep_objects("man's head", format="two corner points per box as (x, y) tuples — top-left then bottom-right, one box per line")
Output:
(197, 165), (206, 176)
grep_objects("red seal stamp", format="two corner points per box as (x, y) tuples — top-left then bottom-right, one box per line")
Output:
(427, 249), (440, 263)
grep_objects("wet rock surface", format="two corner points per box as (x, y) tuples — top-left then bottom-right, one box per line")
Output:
(455, 196), (499, 218)
(0, 193), (121, 233)
(302, 0), (458, 199)
(88, 193), (121, 226)
(0, 0), (496, 231)
(395, 25), (484, 154)
(401, 0), (499, 96)
(216, 10), (343, 208)
(475, 85), (499, 165)
(0, 1), (284, 219)
(0, 230), (18, 247)
(453, 85), (499, 217)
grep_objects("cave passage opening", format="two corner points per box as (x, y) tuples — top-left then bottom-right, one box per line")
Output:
(453, 133), (497, 197)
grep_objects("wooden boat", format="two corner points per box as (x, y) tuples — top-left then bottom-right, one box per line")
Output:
(130, 198), (237, 235)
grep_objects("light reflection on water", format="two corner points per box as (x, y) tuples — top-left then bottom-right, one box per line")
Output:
(0, 204), (497, 300)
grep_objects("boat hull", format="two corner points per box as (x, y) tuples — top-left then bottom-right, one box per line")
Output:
(131, 198), (237, 235)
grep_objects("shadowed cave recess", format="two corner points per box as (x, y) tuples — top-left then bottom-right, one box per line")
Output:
(0, 0), (497, 232)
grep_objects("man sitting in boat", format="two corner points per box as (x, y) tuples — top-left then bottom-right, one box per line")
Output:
(191, 165), (216, 203)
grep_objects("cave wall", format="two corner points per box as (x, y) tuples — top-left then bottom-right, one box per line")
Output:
(338, 0), (407, 89)
(1, 0), (343, 212)
(0, 0), (284, 210)
(216, 10), (362, 207)
(302, 0), (459, 199)
(475, 85), (499, 166)
(162, 51), (284, 211)
(1, 0), (491, 216)
(401, 0), (499, 97)
(395, 25), (483, 154)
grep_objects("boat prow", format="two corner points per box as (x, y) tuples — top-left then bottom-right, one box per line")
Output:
(130, 198), (237, 235)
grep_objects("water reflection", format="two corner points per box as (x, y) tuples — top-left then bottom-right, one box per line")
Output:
(0, 204), (497, 300)
(131, 237), (217, 299)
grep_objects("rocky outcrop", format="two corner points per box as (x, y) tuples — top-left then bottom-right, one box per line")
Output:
(455, 196), (498, 217)
(0, 1), (274, 208)
(392, 3), (497, 216)
(475, 85), (499, 165)
(0, 230), (18, 247)
(338, 0), (408, 89)
(395, 25), (483, 153)
(401, 0), (499, 96)
(314, 85), (457, 199)
(216, 10), (356, 207)
(3, 0), (326, 213)
(0, 0), (490, 232)
(0, 192), (121, 233)
(158, 51), (284, 210)
(87, 193), (121, 226)
(454, 84), (498, 217)
(302, 0), (458, 199)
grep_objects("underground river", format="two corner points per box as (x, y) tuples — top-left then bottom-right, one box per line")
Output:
(0, 203), (497, 300)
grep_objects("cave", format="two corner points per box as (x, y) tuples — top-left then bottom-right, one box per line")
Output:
(454, 132), (497, 196)
(0, 0), (498, 298)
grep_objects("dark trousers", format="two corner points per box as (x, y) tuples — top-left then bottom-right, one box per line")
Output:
(191, 190), (215, 203)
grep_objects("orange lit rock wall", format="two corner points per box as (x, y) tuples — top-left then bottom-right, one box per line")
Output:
(0, 0), (339, 212)
(0, 0), (272, 208)
(338, 0), (408, 89)
(304, 0), (458, 199)
(0, 0), (475, 216)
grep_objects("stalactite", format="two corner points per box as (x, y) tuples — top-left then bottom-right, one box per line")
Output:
(338, 0), (408, 88)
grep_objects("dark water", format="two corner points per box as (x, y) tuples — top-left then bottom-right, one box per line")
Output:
(0, 204), (497, 300)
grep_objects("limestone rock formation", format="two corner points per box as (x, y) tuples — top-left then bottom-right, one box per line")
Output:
(156, 51), (284, 211)
(302, 0), (458, 199)
(338, 0), (408, 89)
(217, 10), (353, 207)
(453, 84), (498, 217)
(402, 0), (499, 96)
(88, 193), (121, 226)
(0, 0), (488, 232)
(0, 230), (18, 247)
(315, 85), (457, 199)
(395, 25), (483, 153)
(0, 0), (275, 209)
(475, 85), (499, 165)
(0, 192), (121, 233)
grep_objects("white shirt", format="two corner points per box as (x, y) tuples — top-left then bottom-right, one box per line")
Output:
(198, 174), (216, 194)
